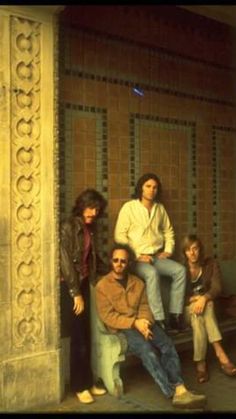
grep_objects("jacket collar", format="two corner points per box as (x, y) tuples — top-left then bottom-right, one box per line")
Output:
(106, 271), (137, 290)
(74, 216), (84, 230)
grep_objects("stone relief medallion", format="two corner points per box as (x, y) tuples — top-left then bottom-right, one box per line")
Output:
(11, 16), (42, 348)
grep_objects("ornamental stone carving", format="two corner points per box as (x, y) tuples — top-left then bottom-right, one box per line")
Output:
(11, 16), (42, 348)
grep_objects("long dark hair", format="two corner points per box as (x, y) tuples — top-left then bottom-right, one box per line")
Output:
(133, 173), (162, 202)
(72, 188), (107, 218)
(181, 234), (205, 265)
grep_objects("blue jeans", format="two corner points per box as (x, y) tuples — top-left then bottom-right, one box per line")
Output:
(132, 259), (186, 320)
(122, 323), (184, 398)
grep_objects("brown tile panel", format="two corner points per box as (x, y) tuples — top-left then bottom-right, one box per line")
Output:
(59, 18), (236, 263)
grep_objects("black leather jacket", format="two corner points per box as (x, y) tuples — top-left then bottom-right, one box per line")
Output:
(60, 215), (107, 298)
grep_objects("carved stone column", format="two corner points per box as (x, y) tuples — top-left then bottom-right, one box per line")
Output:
(0, 5), (63, 411)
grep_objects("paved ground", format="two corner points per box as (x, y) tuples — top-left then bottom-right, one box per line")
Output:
(26, 333), (236, 414)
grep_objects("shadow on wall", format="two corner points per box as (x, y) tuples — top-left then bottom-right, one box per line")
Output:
(220, 261), (236, 294)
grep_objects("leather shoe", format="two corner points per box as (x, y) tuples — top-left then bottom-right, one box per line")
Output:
(90, 385), (107, 396)
(221, 361), (236, 377)
(172, 390), (207, 409)
(196, 369), (209, 383)
(76, 390), (94, 404)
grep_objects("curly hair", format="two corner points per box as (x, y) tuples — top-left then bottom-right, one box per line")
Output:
(133, 173), (162, 202)
(109, 242), (136, 262)
(72, 188), (107, 218)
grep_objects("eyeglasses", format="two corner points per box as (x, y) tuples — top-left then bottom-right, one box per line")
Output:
(112, 258), (128, 264)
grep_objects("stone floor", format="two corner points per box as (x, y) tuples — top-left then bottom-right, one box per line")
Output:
(27, 333), (236, 414)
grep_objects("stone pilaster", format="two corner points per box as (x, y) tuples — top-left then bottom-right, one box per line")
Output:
(0, 5), (63, 411)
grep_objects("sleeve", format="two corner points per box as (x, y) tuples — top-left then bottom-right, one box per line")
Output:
(205, 259), (223, 300)
(137, 287), (154, 323)
(161, 206), (175, 255)
(114, 203), (130, 245)
(95, 282), (136, 330)
(60, 222), (81, 298)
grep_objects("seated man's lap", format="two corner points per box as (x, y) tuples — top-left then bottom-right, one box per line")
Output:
(122, 324), (174, 355)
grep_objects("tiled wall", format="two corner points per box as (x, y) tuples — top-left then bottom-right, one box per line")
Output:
(59, 6), (236, 262)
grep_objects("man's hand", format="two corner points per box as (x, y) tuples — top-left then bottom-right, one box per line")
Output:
(134, 318), (153, 340)
(73, 295), (84, 315)
(143, 327), (153, 340)
(189, 295), (199, 303)
(191, 295), (208, 315)
(157, 252), (171, 260)
(137, 255), (154, 264)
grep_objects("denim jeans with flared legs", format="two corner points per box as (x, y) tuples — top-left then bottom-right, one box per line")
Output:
(122, 323), (184, 398)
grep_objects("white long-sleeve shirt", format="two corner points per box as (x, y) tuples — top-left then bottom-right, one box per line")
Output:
(114, 199), (175, 258)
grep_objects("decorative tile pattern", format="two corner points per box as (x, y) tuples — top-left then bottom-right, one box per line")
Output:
(62, 26), (236, 109)
(212, 125), (236, 259)
(129, 113), (196, 256)
(59, 103), (108, 258)
(59, 23), (236, 263)
(63, 67), (236, 109)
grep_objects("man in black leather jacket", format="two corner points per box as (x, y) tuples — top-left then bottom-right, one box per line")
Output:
(60, 188), (108, 404)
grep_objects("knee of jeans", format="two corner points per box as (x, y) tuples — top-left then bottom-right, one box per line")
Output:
(143, 348), (157, 363)
(176, 264), (186, 280)
(143, 266), (159, 282)
(148, 350), (157, 361)
(161, 339), (177, 355)
(180, 265), (186, 275)
(135, 341), (153, 357)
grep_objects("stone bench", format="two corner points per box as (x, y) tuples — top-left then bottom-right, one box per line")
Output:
(90, 280), (236, 398)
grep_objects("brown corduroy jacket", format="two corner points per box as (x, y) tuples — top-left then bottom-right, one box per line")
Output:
(95, 271), (154, 333)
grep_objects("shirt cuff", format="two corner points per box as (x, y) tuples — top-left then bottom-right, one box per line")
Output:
(69, 288), (81, 298)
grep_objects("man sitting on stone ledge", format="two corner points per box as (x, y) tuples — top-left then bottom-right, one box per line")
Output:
(114, 173), (186, 333)
(95, 243), (207, 410)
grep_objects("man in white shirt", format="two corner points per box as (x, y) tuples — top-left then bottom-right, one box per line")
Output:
(114, 173), (186, 333)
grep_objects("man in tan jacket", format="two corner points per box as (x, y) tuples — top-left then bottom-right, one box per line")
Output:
(95, 243), (207, 410)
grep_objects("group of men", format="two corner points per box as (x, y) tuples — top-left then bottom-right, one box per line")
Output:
(60, 172), (207, 409)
